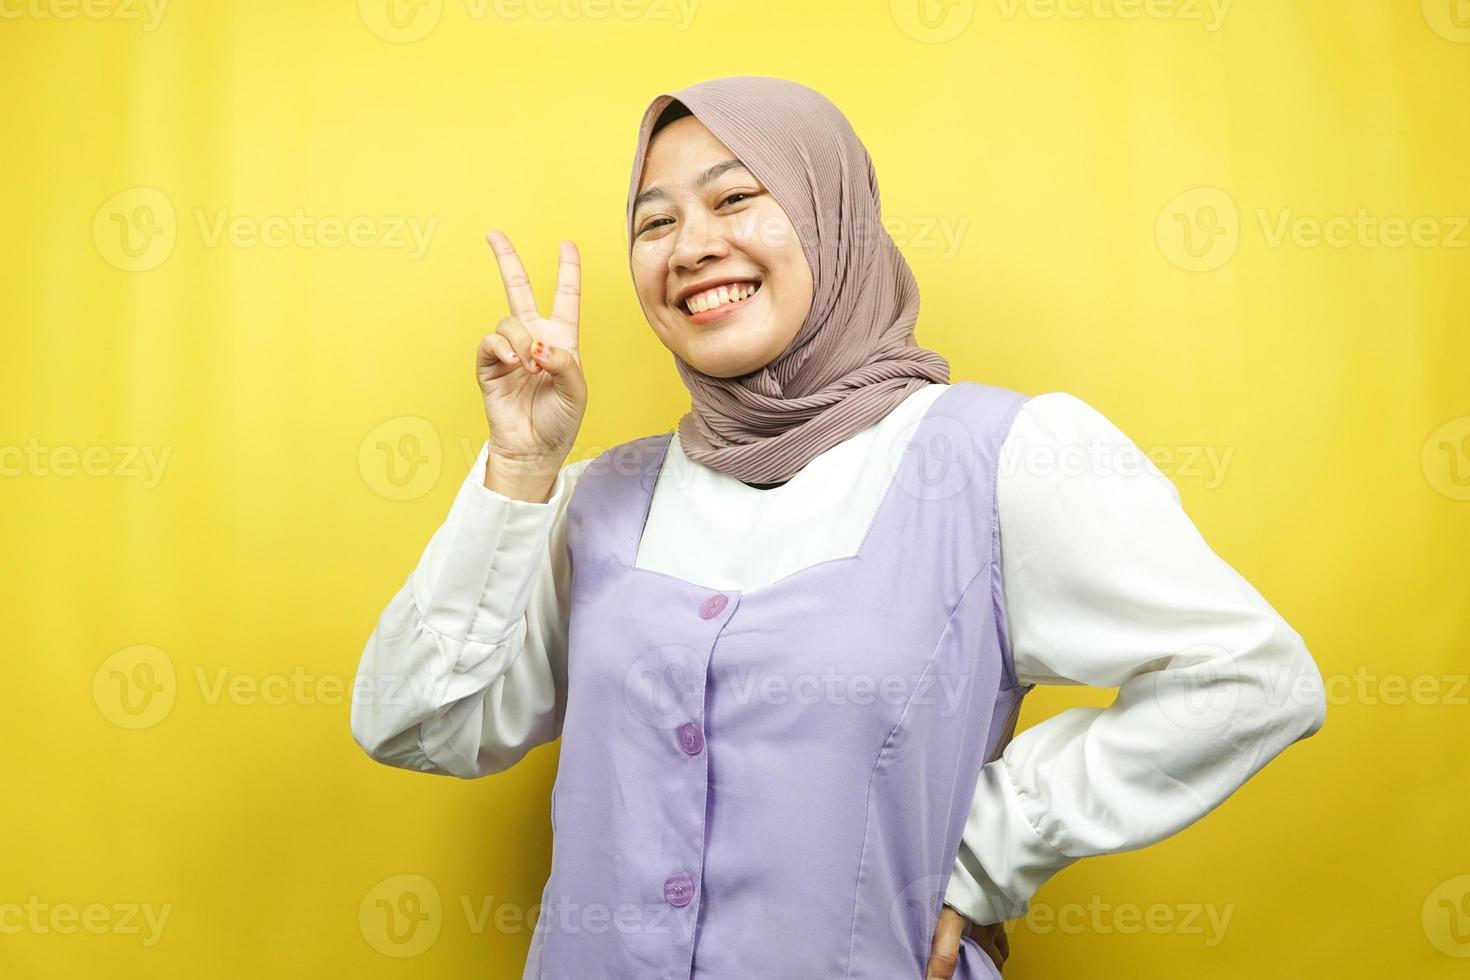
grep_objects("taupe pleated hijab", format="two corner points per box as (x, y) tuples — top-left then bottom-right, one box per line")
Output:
(625, 75), (951, 485)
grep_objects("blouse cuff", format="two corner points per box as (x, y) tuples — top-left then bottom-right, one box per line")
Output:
(944, 755), (1077, 924)
(410, 440), (572, 650)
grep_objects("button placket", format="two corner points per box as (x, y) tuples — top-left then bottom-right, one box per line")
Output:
(659, 591), (728, 923)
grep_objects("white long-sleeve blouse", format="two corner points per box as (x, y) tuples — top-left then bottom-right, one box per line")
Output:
(349, 383), (1328, 926)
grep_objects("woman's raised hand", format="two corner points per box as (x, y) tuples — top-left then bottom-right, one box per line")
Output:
(477, 231), (588, 501)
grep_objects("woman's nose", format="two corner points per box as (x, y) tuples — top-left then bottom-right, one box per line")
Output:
(669, 212), (731, 273)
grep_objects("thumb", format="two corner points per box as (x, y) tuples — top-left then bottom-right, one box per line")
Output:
(925, 905), (967, 979)
(529, 340), (585, 392)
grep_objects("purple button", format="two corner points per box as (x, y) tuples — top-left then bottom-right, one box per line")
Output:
(663, 872), (694, 908)
(678, 722), (704, 756)
(699, 594), (728, 619)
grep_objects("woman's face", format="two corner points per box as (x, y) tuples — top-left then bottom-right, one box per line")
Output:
(630, 115), (814, 379)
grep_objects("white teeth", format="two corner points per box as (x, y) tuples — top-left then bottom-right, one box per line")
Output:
(687, 281), (759, 314)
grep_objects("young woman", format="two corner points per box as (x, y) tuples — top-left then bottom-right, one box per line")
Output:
(350, 76), (1327, 980)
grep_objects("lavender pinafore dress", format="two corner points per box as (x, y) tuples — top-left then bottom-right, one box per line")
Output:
(524, 380), (1032, 979)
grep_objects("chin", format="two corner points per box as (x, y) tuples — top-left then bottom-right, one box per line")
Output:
(691, 359), (764, 379)
(675, 320), (783, 378)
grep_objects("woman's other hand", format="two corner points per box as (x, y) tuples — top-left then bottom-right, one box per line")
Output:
(927, 904), (1008, 978)
(477, 230), (588, 501)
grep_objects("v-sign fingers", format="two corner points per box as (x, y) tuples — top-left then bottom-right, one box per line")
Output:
(550, 240), (581, 338)
(486, 230), (539, 323)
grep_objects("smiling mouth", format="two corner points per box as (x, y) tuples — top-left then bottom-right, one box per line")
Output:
(680, 281), (763, 321)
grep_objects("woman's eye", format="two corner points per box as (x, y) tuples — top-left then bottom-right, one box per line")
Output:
(637, 193), (754, 235)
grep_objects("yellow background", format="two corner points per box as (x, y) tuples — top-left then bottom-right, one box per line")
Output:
(2, 0), (1467, 976)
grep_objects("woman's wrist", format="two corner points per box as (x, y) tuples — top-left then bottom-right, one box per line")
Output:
(484, 447), (563, 503)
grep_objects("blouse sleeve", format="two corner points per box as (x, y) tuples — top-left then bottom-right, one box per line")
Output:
(943, 392), (1328, 924)
(349, 441), (591, 778)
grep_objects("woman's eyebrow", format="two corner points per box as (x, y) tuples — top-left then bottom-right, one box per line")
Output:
(633, 159), (752, 216)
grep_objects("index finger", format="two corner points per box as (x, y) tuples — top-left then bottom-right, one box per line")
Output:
(485, 230), (539, 321)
